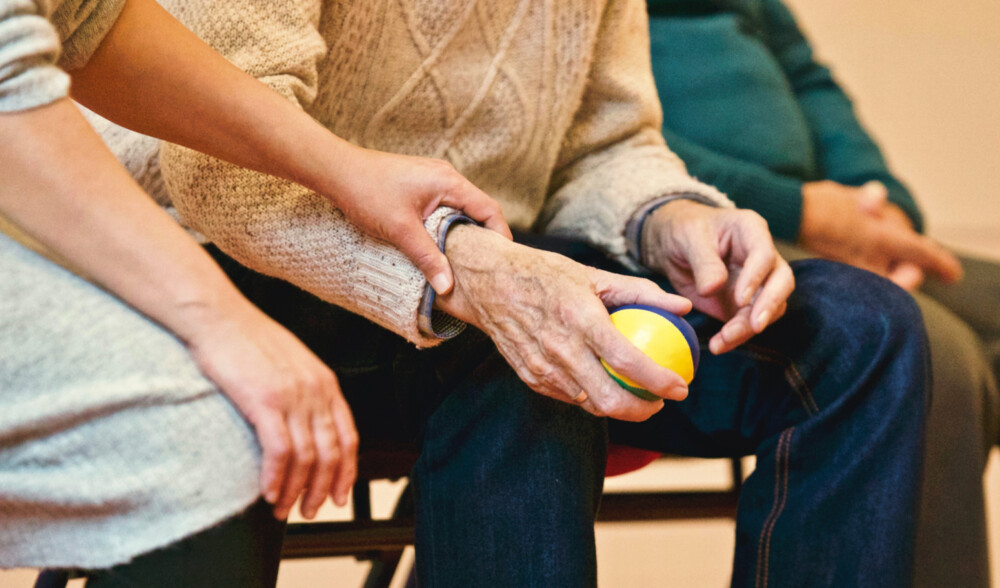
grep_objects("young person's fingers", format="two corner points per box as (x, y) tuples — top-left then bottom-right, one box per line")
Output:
(252, 411), (293, 508)
(274, 413), (316, 520)
(389, 225), (455, 295)
(329, 396), (358, 507)
(298, 411), (339, 519)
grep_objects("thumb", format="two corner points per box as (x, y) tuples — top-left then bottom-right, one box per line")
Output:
(395, 228), (455, 295)
(887, 262), (926, 292)
(857, 181), (888, 214)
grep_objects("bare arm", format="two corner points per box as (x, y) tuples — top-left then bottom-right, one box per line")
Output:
(0, 98), (357, 520)
(70, 0), (508, 294)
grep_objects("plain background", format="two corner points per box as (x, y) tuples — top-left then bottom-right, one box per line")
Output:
(2, 0), (998, 585)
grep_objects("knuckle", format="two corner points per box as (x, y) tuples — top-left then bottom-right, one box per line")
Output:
(342, 432), (360, 454)
(740, 209), (768, 229)
(297, 445), (317, 466)
(609, 353), (641, 378)
(315, 444), (337, 466)
(431, 158), (456, 173)
(590, 394), (620, 417)
(522, 351), (550, 378)
(296, 373), (322, 397)
(269, 440), (292, 463)
(312, 369), (338, 396)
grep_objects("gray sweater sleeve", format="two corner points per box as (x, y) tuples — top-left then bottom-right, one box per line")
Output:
(0, 0), (68, 111)
(0, 0), (123, 112)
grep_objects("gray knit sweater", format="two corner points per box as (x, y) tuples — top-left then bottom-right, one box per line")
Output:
(0, 0), (260, 569)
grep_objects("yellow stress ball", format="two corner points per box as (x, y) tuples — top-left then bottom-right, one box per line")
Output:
(602, 304), (700, 401)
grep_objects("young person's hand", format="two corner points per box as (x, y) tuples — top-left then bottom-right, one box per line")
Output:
(0, 98), (358, 521)
(181, 301), (358, 521)
(322, 147), (512, 295)
(641, 200), (795, 355)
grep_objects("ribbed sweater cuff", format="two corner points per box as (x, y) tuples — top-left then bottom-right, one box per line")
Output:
(625, 192), (720, 263)
(0, 64), (68, 112)
(417, 212), (474, 340)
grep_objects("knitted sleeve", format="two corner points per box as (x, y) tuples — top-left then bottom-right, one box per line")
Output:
(760, 0), (924, 232)
(537, 0), (732, 266)
(0, 0), (125, 112)
(153, 0), (450, 347)
(0, 0), (67, 112)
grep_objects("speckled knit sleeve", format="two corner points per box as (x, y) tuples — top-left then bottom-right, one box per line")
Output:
(154, 0), (451, 347)
(538, 0), (732, 266)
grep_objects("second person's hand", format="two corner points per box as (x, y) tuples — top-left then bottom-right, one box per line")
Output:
(179, 297), (359, 521)
(801, 180), (962, 290)
(324, 147), (512, 296)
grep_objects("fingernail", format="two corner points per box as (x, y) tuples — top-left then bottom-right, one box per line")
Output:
(429, 273), (452, 295)
(755, 310), (771, 331)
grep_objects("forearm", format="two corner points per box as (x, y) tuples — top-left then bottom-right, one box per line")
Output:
(69, 0), (354, 202)
(0, 98), (250, 342)
(542, 0), (729, 261)
(160, 142), (447, 347)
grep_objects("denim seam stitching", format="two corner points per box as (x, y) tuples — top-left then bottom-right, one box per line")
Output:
(742, 344), (820, 415)
(755, 427), (793, 588)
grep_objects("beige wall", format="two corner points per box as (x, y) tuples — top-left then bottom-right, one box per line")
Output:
(783, 0), (1000, 255)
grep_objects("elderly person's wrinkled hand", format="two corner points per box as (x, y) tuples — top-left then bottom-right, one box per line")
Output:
(434, 225), (692, 422)
(640, 200), (795, 355)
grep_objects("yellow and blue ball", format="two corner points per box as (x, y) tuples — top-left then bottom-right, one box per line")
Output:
(602, 304), (700, 401)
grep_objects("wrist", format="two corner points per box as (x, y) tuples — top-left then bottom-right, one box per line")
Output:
(284, 123), (362, 199)
(433, 224), (513, 324)
(640, 199), (707, 268)
(164, 281), (258, 347)
(798, 182), (830, 246)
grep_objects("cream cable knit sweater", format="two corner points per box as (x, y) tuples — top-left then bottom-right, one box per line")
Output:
(99, 0), (731, 347)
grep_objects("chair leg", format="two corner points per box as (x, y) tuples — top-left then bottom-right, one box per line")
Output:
(361, 483), (414, 588)
(34, 570), (71, 588)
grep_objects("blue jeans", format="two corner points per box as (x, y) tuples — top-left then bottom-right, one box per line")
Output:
(208, 240), (929, 588)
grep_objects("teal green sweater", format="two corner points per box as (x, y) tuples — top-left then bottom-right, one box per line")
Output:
(646, 0), (923, 241)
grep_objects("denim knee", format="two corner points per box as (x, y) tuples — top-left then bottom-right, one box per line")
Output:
(791, 259), (925, 339)
(780, 260), (930, 410)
